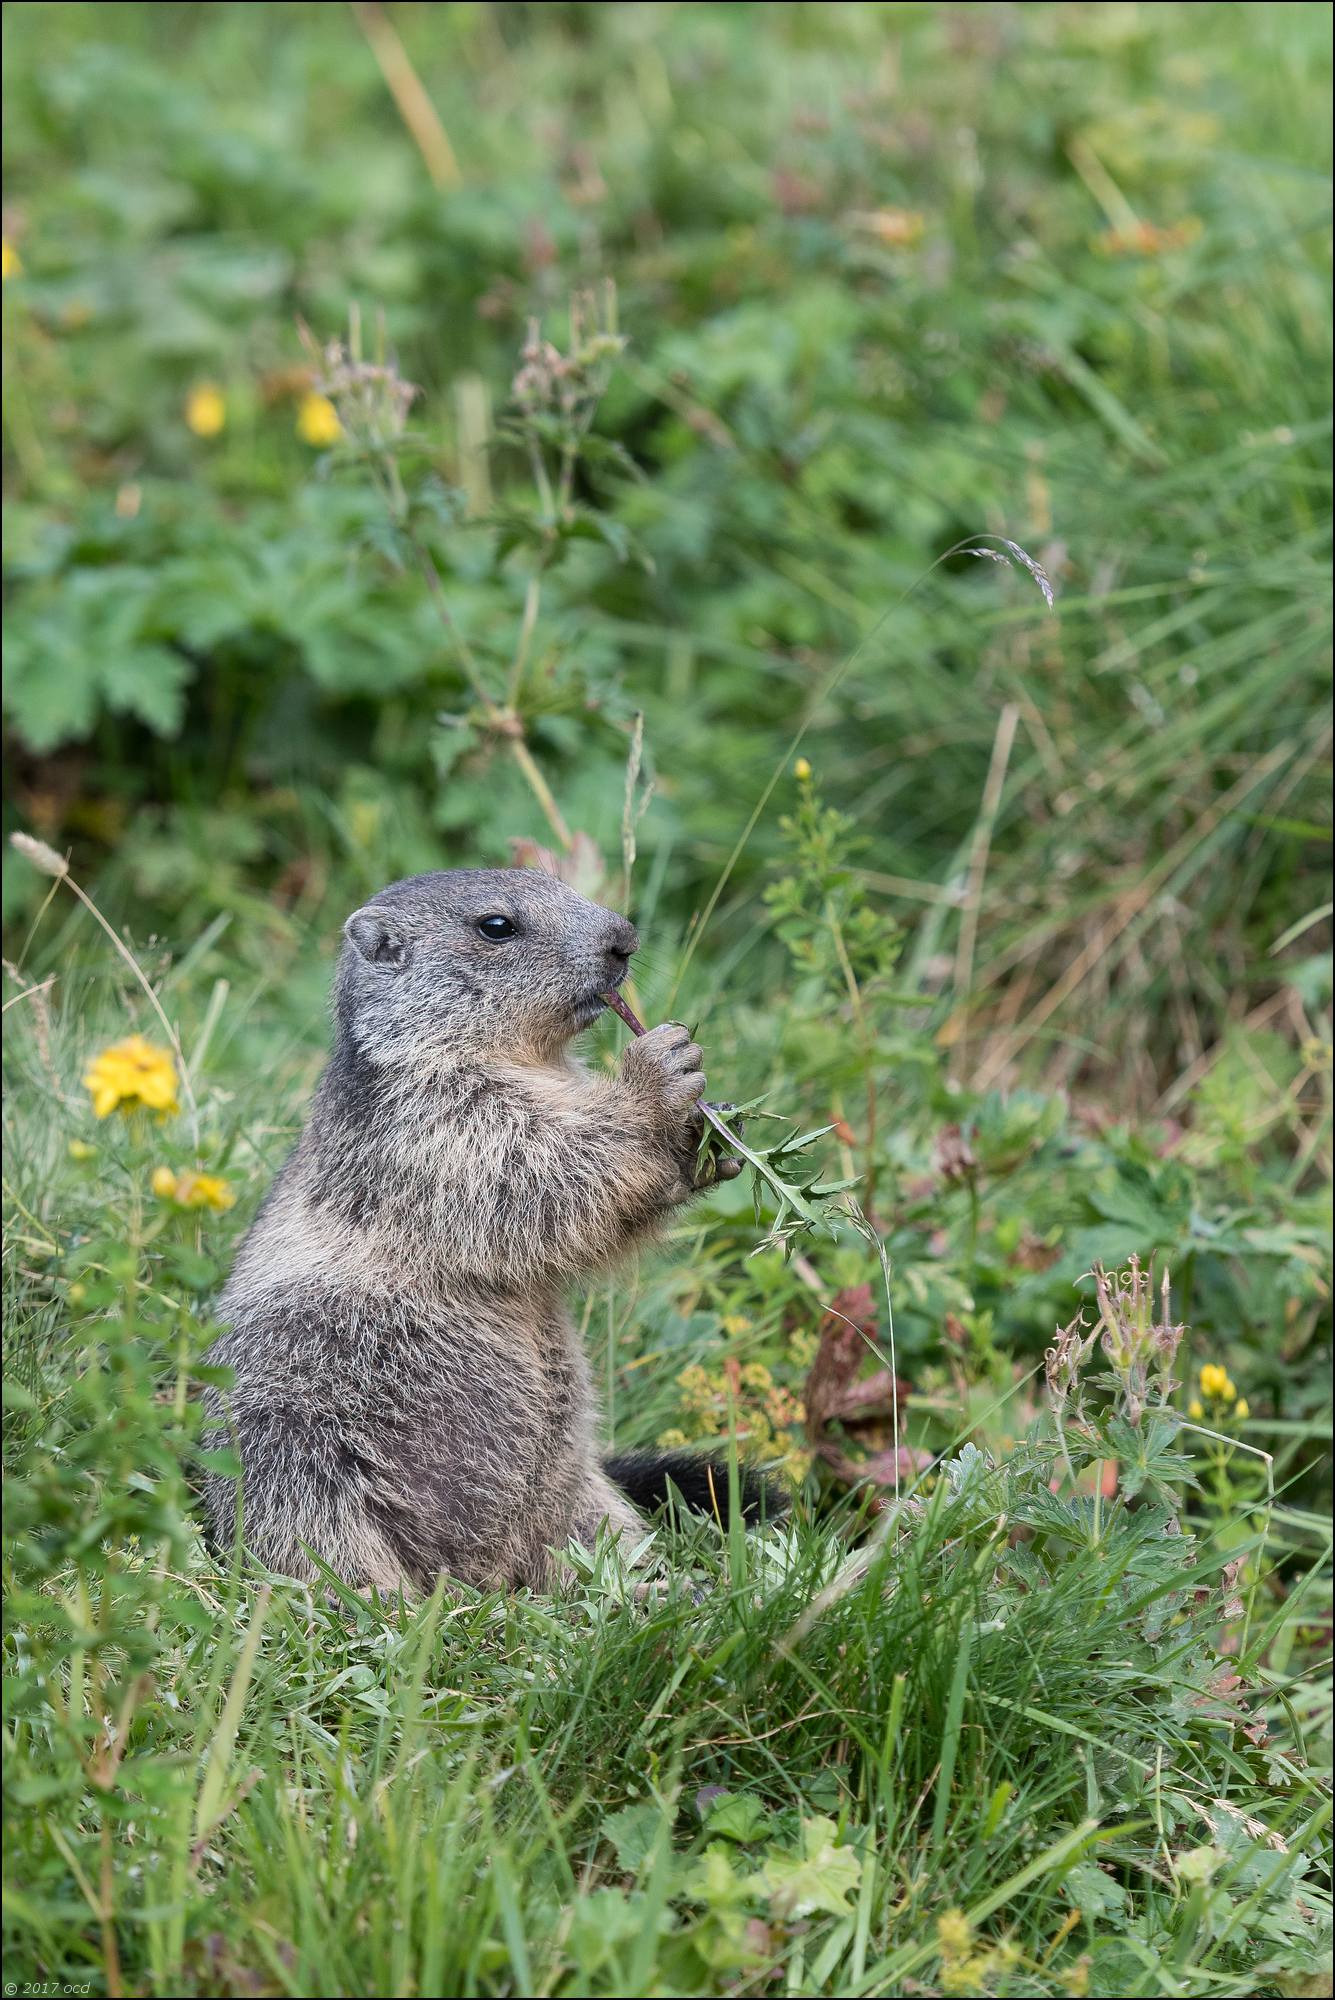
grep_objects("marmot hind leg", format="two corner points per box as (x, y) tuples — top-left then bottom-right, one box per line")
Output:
(202, 1410), (421, 1597)
(568, 1472), (651, 1552)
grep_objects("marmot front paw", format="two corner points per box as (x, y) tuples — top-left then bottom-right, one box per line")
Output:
(622, 1020), (706, 1120)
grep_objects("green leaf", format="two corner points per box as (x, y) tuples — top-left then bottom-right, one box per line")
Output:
(603, 1802), (664, 1874)
(755, 1817), (862, 1919)
(100, 642), (191, 735)
(704, 1793), (773, 1844)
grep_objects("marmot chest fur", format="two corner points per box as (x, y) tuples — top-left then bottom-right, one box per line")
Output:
(202, 866), (774, 1593)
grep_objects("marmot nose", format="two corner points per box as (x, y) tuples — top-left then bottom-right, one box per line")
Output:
(604, 916), (639, 968)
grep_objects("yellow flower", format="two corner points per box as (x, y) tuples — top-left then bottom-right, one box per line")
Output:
(152, 1167), (234, 1212)
(296, 391), (342, 447)
(1187, 1399), (1203, 1420)
(793, 757), (812, 781)
(721, 1314), (752, 1337)
(68, 1281), (87, 1304)
(1199, 1363), (1229, 1400)
(1, 237), (21, 281)
(82, 1036), (179, 1119)
(1233, 1397), (1250, 1422)
(185, 383), (226, 438)
(68, 1138), (97, 1162)
(184, 1173), (234, 1212)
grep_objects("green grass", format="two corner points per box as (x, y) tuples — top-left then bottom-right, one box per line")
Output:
(3, 2), (1332, 1994)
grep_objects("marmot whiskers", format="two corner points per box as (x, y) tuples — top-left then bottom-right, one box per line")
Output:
(202, 867), (782, 1592)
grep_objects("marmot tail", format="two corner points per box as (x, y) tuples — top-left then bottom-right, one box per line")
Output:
(603, 1450), (789, 1527)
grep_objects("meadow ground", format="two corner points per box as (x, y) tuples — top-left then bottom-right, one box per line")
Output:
(3, 4), (1331, 1994)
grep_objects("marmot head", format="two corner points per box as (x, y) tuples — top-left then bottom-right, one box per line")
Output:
(335, 868), (639, 1067)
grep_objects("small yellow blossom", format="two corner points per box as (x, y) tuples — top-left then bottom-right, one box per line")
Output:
(185, 383), (226, 438)
(721, 1314), (752, 1337)
(1199, 1363), (1230, 1400)
(941, 1963), (985, 1998)
(152, 1167), (234, 1212)
(937, 1910), (973, 1960)
(296, 391), (342, 447)
(1188, 1399), (1204, 1420)
(182, 1172), (234, 1212)
(1233, 1397), (1250, 1422)
(82, 1036), (179, 1119)
(1, 237), (21, 281)
(789, 1326), (818, 1367)
(68, 1138), (97, 1162)
(793, 757), (812, 781)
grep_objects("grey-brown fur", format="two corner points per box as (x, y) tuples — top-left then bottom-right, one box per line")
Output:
(202, 867), (756, 1593)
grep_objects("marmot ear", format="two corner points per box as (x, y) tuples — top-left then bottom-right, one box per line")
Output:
(344, 906), (410, 970)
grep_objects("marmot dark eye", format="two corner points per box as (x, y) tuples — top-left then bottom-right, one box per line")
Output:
(476, 914), (518, 940)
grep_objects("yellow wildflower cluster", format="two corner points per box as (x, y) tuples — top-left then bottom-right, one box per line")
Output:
(669, 1358), (809, 1480)
(1188, 1363), (1249, 1425)
(151, 1166), (234, 1213)
(935, 1910), (1022, 1997)
(82, 1036), (179, 1119)
(296, 391), (342, 447)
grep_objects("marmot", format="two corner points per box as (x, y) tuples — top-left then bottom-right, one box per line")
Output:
(202, 867), (780, 1593)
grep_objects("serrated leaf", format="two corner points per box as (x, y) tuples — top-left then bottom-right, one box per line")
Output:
(602, 1801), (664, 1874)
(771, 1123), (837, 1156)
(101, 643), (191, 736)
(754, 1817), (862, 1919)
(704, 1793), (773, 1843)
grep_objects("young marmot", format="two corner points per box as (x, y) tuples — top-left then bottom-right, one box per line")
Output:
(202, 867), (779, 1593)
